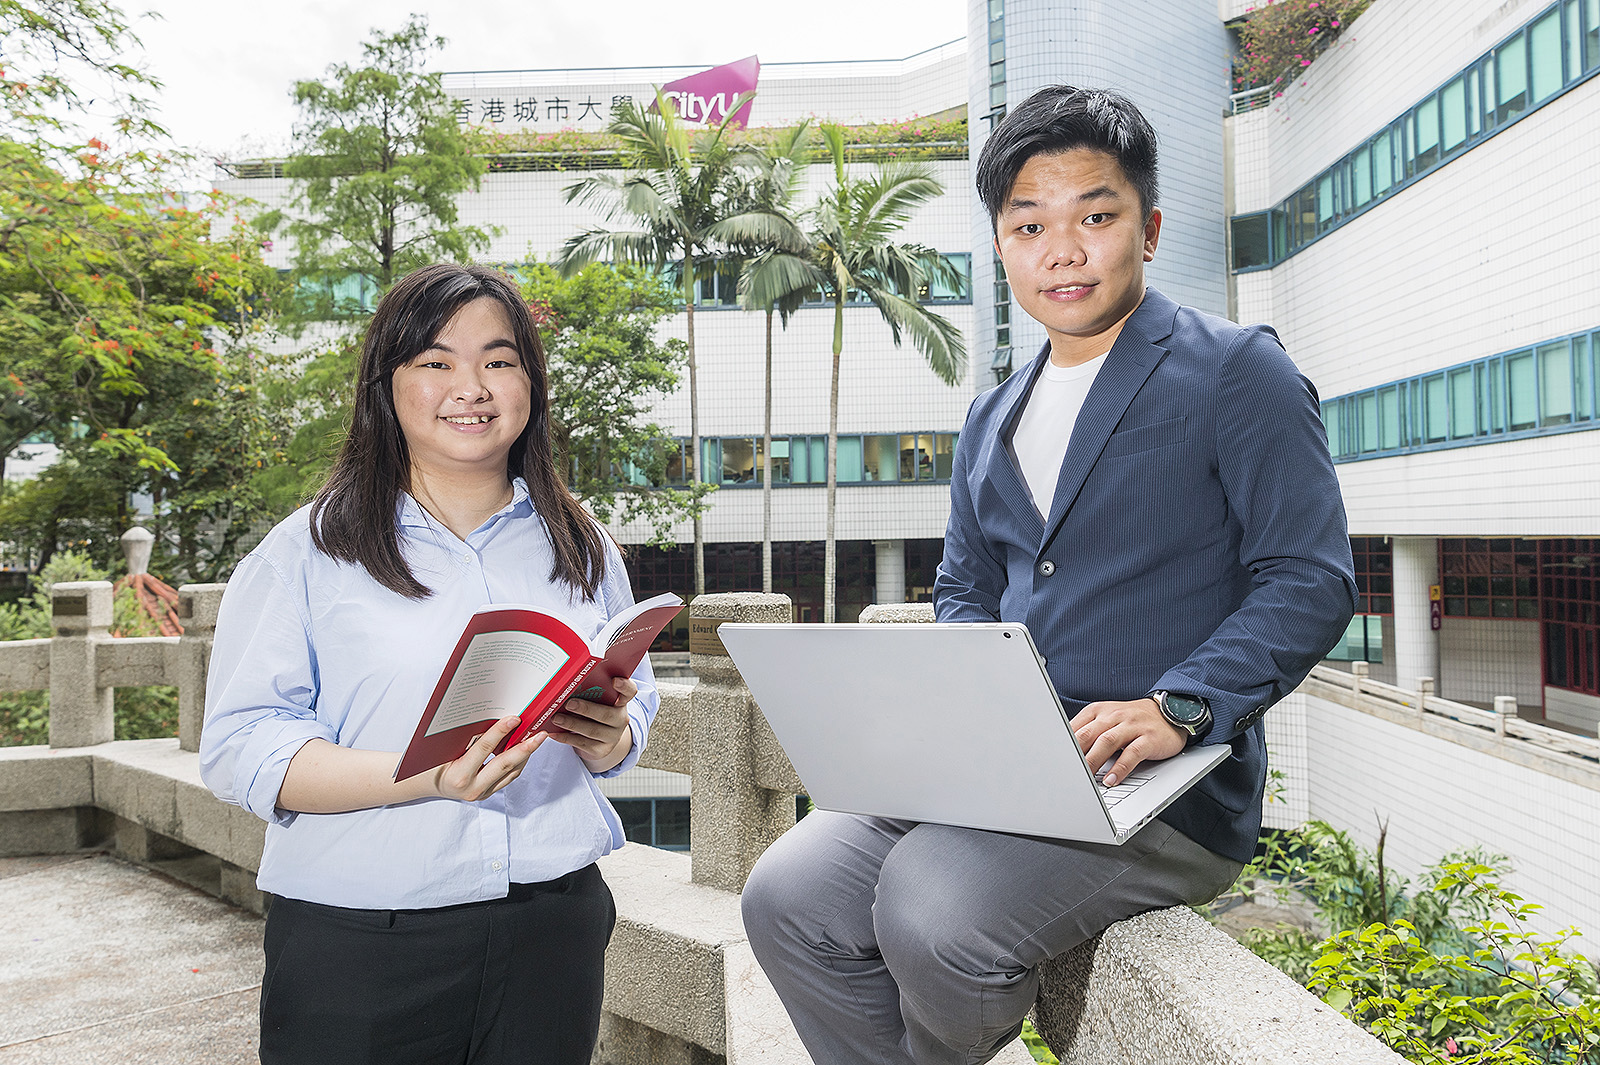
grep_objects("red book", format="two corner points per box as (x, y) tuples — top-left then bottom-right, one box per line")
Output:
(393, 592), (683, 782)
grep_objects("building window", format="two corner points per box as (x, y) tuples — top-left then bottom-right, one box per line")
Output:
(1440, 538), (1540, 619)
(612, 798), (690, 850)
(1351, 536), (1394, 614)
(987, 0), (1006, 119)
(1323, 327), (1600, 462)
(1229, 0), (1600, 273)
(684, 433), (959, 486)
(1327, 614), (1385, 663)
(1541, 538), (1600, 696)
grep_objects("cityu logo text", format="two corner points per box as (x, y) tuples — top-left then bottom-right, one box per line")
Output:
(654, 56), (760, 128)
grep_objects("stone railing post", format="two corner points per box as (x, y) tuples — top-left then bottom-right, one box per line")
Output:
(1417, 676), (1434, 718)
(176, 584), (227, 753)
(48, 581), (114, 748)
(687, 592), (796, 893)
(1350, 660), (1370, 690)
(1493, 695), (1518, 737)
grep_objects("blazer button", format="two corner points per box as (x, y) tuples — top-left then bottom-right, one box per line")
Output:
(1039, 560), (1056, 576)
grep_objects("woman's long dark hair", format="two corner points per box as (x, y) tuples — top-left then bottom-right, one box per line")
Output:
(309, 263), (607, 600)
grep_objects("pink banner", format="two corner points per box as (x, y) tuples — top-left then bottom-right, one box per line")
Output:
(653, 56), (760, 128)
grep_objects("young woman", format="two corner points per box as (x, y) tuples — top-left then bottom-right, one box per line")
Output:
(200, 263), (657, 1065)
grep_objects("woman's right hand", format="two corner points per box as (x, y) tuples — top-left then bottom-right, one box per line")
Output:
(431, 716), (546, 802)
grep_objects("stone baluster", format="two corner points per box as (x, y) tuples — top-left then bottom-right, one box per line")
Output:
(1417, 676), (1434, 718)
(687, 592), (796, 893)
(1493, 695), (1518, 737)
(176, 584), (227, 754)
(48, 582), (114, 748)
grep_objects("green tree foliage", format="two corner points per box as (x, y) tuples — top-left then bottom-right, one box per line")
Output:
(1221, 820), (1600, 1062)
(0, 551), (177, 747)
(1, 0), (286, 577)
(740, 124), (966, 621)
(519, 261), (711, 545)
(260, 15), (494, 318)
(558, 91), (801, 594)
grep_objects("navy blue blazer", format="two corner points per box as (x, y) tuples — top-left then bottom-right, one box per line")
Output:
(933, 288), (1357, 864)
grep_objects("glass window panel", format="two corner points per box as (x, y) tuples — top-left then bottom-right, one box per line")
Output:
(1530, 9), (1563, 100)
(662, 441), (688, 485)
(770, 438), (791, 483)
(700, 439), (719, 483)
(1575, 335), (1593, 420)
(1539, 341), (1574, 425)
(1496, 32), (1529, 123)
(935, 434), (957, 479)
(809, 438), (826, 483)
(1231, 213), (1271, 270)
(719, 438), (754, 483)
(1372, 129), (1394, 194)
(1507, 350), (1537, 429)
(1423, 374), (1448, 442)
(1467, 66), (1483, 136)
(1359, 392), (1379, 452)
(1414, 95), (1441, 171)
(1379, 388), (1401, 450)
(988, 0), (1003, 22)
(1352, 146), (1372, 207)
(789, 437), (808, 483)
(654, 799), (690, 848)
(1481, 360), (1505, 433)
(1398, 117), (1415, 179)
(1441, 77), (1467, 152)
(1568, 0), (1585, 80)
(862, 435), (897, 481)
(927, 253), (972, 301)
(990, 39), (1005, 63)
(1450, 367), (1476, 437)
(836, 436), (863, 482)
(1316, 173), (1335, 228)
(612, 800), (653, 845)
(990, 83), (1006, 109)
(1271, 205), (1290, 261)
(1588, 0), (1600, 70)
(990, 60), (1006, 86)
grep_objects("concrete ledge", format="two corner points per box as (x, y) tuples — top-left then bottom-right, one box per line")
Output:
(599, 843), (744, 1054)
(0, 638), (49, 692)
(0, 745), (94, 811)
(1034, 906), (1404, 1064)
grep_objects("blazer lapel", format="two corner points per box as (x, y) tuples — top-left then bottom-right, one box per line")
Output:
(1039, 290), (1178, 553)
(982, 344), (1051, 543)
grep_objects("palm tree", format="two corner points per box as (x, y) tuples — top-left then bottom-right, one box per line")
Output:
(742, 125), (967, 622)
(733, 121), (816, 592)
(556, 92), (800, 596)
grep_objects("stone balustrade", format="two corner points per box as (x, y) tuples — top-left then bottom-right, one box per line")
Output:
(0, 582), (1407, 1064)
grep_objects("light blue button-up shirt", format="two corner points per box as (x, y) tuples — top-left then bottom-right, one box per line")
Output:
(199, 480), (659, 909)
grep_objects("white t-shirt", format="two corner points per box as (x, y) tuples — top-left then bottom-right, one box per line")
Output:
(1008, 353), (1109, 519)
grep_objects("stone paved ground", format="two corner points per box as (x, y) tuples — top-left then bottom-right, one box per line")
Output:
(0, 853), (261, 1064)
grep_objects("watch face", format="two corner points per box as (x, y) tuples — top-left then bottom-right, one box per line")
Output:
(1165, 693), (1208, 724)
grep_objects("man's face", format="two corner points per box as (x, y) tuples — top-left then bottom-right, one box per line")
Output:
(993, 148), (1161, 365)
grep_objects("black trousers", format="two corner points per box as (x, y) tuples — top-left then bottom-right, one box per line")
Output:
(259, 864), (615, 1065)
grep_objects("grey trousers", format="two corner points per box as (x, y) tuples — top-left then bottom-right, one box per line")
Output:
(740, 811), (1243, 1065)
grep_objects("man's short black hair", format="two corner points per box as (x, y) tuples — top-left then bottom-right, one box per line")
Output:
(975, 85), (1160, 227)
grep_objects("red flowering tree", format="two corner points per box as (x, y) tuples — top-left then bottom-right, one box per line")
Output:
(1233, 0), (1373, 94)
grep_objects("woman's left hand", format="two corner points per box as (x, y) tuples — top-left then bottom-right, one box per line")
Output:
(548, 677), (638, 773)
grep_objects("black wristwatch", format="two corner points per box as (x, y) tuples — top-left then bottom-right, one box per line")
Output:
(1149, 690), (1213, 740)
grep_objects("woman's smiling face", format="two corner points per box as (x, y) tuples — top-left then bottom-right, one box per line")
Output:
(390, 297), (532, 481)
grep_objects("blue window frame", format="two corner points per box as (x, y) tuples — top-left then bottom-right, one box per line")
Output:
(1230, 0), (1600, 273)
(1324, 327), (1600, 461)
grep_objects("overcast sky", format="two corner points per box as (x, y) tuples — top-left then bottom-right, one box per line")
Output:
(120, 0), (967, 163)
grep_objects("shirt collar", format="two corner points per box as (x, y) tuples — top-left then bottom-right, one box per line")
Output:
(395, 477), (533, 531)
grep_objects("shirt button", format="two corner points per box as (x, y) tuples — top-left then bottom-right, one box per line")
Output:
(491, 860), (503, 871)
(1039, 560), (1056, 576)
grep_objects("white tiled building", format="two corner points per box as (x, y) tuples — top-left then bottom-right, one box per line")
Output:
(217, 0), (1600, 893)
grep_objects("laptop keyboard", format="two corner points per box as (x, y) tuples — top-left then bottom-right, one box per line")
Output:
(1097, 764), (1157, 809)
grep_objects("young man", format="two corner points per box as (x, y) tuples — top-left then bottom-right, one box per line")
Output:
(740, 85), (1357, 1065)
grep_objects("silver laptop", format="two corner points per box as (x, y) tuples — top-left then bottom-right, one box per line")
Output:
(716, 622), (1230, 845)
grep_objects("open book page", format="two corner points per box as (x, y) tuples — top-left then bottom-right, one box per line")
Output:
(573, 592), (684, 704)
(422, 630), (570, 738)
